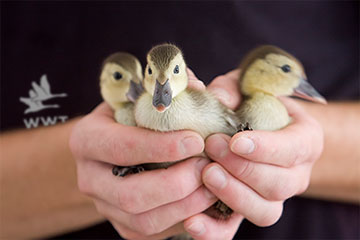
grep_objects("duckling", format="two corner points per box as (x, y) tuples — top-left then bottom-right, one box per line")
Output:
(100, 52), (147, 177)
(133, 44), (239, 225)
(100, 52), (144, 126)
(236, 45), (326, 131)
(135, 43), (239, 138)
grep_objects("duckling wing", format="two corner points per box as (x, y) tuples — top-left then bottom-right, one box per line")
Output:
(186, 89), (240, 137)
(236, 94), (290, 131)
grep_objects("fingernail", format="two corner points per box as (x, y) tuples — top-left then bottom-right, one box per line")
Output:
(186, 221), (205, 236)
(231, 136), (255, 155)
(211, 88), (231, 105)
(181, 135), (204, 156)
(204, 166), (227, 189)
(207, 135), (229, 158)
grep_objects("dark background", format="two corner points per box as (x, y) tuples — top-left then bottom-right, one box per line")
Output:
(1, 1), (359, 131)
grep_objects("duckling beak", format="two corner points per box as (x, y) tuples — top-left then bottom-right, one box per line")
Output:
(153, 79), (172, 112)
(293, 78), (327, 104)
(126, 79), (145, 103)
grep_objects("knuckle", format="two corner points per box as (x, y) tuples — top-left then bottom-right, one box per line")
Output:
(235, 160), (254, 180)
(116, 190), (141, 214)
(294, 142), (309, 165)
(117, 190), (139, 214)
(285, 138), (306, 167)
(132, 213), (159, 236)
(257, 202), (283, 227)
(268, 181), (296, 201)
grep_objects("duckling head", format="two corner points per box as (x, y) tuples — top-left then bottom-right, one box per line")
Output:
(239, 45), (326, 104)
(100, 52), (143, 109)
(144, 43), (188, 112)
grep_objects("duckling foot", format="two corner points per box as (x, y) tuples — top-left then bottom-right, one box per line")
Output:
(237, 122), (253, 132)
(215, 200), (234, 219)
(112, 165), (145, 177)
(205, 200), (233, 220)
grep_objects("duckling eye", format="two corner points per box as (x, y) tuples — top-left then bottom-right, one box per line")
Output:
(113, 72), (122, 80)
(281, 64), (291, 73)
(173, 65), (179, 74)
(148, 67), (152, 75)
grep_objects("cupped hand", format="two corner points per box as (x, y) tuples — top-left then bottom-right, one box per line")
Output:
(182, 69), (246, 240)
(202, 70), (324, 229)
(69, 69), (219, 239)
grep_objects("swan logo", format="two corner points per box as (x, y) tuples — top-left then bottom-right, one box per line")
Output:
(20, 74), (69, 129)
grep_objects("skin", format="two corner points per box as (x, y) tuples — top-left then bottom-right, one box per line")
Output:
(299, 101), (360, 203)
(69, 69), (323, 240)
(186, 71), (359, 240)
(1, 69), (358, 239)
(0, 120), (104, 239)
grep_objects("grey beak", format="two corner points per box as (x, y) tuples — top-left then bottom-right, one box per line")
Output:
(293, 78), (327, 104)
(126, 79), (145, 103)
(153, 79), (172, 112)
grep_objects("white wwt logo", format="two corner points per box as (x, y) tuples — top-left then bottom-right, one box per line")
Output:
(23, 116), (69, 129)
(20, 74), (69, 129)
(20, 74), (67, 114)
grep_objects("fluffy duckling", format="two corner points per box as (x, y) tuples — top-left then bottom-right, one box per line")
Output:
(236, 45), (326, 131)
(135, 43), (239, 139)
(134, 43), (239, 169)
(134, 44), (239, 224)
(100, 52), (144, 126)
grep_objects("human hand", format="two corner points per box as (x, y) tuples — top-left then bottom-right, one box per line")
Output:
(69, 68), (222, 240)
(182, 69), (245, 240)
(201, 70), (323, 231)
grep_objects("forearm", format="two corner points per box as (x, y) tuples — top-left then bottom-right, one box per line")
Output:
(298, 101), (360, 203)
(0, 119), (104, 239)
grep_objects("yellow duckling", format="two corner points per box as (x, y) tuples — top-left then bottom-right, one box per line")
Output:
(100, 52), (144, 126)
(135, 43), (239, 139)
(133, 44), (239, 226)
(236, 45), (326, 130)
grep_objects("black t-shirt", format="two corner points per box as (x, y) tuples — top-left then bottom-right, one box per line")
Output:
(1, 1), (359, 239)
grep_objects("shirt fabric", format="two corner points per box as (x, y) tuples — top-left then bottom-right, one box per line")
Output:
(1, 1), (359, 239)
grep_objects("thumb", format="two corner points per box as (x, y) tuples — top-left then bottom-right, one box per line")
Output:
(207, 69), (241, 110)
